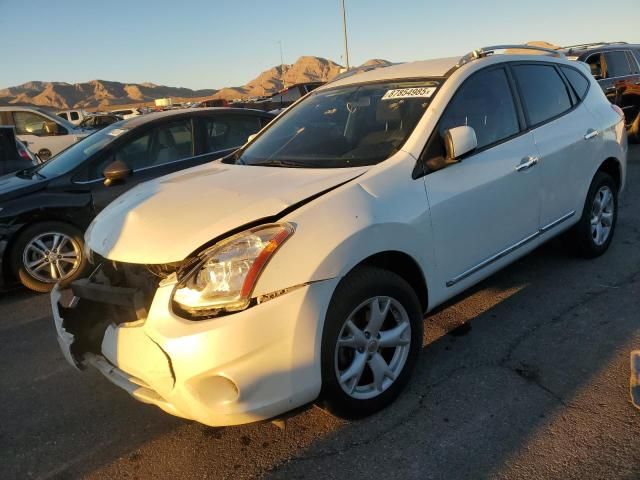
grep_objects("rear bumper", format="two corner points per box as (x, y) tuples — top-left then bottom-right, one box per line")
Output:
(52, 275), (337, 426)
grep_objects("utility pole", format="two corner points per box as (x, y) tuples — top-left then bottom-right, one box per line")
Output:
(278, 40), (287, 88)
(341, 0), (350, 70)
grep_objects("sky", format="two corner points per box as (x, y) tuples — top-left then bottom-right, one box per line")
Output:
(0, 0), (638, 90)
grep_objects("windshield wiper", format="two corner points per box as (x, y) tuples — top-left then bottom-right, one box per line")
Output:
(254, 159), (309, 168)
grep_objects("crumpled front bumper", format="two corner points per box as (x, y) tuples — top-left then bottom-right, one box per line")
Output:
(51, 275), (338, 426)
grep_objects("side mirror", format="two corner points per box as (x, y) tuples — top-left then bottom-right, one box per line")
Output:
(103, 159), (131, 186)
(247, 133), (257, 143)
(444, 126), (477, 160)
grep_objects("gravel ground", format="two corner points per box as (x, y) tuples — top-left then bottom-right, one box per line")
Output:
(1, 146), (639, 480)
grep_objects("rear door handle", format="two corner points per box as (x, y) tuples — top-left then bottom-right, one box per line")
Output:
(605, 86), (616, 92)
(584, 129), (599, 140)
(516, 156), (539, 172)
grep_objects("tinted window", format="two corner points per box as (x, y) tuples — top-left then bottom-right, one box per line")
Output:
(604, 51), (632, 78)
(561, 66), (589, 100)
(439, 68), (519, 150)
(204, 115), (262, 153)
(513, 65), (572, 126)
(634, 49), (640, 68)
(70, 111), (79, 121)
(87, 119), (194, 179)
(58, 112), (68, 120)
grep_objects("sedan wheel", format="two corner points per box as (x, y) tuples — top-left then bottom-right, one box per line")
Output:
(10, 221), (88, 293)
(23, 232), (82, 283)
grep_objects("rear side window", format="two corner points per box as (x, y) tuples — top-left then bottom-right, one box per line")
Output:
(439, 67), (519, 150)
(513, 65), (572, 126)
(203, 115), (262, 153)
(70, 111), (79, 121)
(604, 51), (632, 78)
(634, 49), (640, 68)
(560, 66), (589, 100)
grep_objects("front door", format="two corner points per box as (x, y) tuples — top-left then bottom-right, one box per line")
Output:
(422, 66), (540, 289)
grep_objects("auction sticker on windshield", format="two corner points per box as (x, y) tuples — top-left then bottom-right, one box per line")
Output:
(107, 128), (127, 137)
(382, 87), (436, 100)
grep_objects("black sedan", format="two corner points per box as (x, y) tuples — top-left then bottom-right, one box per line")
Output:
(0, 108), (274, 292)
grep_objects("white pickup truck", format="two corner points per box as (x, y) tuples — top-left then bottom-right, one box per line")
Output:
(0, 106), (90, 160)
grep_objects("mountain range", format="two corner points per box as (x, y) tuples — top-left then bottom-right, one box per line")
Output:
(0, 56), (393, 110)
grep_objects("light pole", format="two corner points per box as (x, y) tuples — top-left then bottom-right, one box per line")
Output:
(341, 0), (350, 70)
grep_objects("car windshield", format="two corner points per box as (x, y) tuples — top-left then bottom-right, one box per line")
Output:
(231, 79), (440, 168)
(34, 123), (127, 178)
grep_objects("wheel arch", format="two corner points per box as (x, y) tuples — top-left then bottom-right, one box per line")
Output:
(597, 157), (622, 191)
(345, 250), (429, 314)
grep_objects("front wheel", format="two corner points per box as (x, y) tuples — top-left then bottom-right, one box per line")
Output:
(320, 267), (423, 419)
(568, 172), (618, 258)
(10, 221), (87, 293)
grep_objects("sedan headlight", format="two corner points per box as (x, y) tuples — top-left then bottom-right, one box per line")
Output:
(172, 223), (294, 318)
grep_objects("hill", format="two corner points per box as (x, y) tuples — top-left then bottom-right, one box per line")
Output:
(0, 56), (393, 110)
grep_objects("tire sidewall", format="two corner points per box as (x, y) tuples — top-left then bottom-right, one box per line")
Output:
(320, 267), (423, 418)
(10, 221), (87, 293)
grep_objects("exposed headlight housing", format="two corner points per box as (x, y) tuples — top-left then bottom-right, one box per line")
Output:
(172, 223), (294, 318)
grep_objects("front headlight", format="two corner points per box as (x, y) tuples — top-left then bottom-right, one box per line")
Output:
(172, 223), (294, 318)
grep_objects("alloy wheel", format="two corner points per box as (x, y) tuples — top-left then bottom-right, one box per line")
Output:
(334, 296), (412, 400)
(590, 185), (614, 246)
(22, 231), (82, 283)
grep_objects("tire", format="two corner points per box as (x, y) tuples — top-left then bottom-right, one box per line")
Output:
(320, 266), (423, 419)
(568, 172), (618, 258)
(10, 221), (87, 293)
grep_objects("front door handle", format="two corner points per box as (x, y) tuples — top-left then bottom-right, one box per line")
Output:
(516, 156), (539, 172)
(605, 86), (616, 92)
(584, 129), (599, 140)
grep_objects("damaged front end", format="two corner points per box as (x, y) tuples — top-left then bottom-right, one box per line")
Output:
(51, 260), (187, 419)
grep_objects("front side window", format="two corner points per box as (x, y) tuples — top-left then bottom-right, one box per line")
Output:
(232, 80), (440, 168)
(513, 65), (572, 126)
(204, 115), (262, 153)
(58, 112), (68, 121)
(439, 67), (519, 150)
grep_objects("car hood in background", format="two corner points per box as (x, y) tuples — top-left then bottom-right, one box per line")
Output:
(0, 172), (48, 202)
(87, 162), (368, 264)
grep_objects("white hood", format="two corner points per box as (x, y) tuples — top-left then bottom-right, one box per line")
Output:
(87, 161), (368, 264)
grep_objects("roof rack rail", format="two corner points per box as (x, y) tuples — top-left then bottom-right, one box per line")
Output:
(562, 41), (628, 52)
(456, 44), (565, 68)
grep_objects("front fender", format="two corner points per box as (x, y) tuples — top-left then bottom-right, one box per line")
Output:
(254, 156), (435, 307)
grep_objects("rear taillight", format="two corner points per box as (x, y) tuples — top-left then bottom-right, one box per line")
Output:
(18, 148), (31, 160)
(611, 104), (625, 120)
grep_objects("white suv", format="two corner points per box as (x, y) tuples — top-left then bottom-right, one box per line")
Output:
(0, 106), (89, 160)
(52, 45), (627, 426)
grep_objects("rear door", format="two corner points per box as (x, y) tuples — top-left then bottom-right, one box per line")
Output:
(422, 66), (541, 289)
(603, 50), (637, 126)
(511, 63), (598, 229)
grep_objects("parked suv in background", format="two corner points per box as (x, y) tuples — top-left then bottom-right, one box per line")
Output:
(0, 106), (90, 161)
(0, 108), (274, 292)
(52, 45), (626, 427)
(561, 42), (640, 142)
(110, 108), (142, 120)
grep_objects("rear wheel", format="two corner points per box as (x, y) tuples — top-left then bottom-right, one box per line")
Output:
(320, 267), (423, 419)
(568, 172), (618, 258)
(10, 222), (87, 293)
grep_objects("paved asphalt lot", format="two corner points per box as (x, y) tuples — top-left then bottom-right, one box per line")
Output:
(1, 146), (639, 480)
